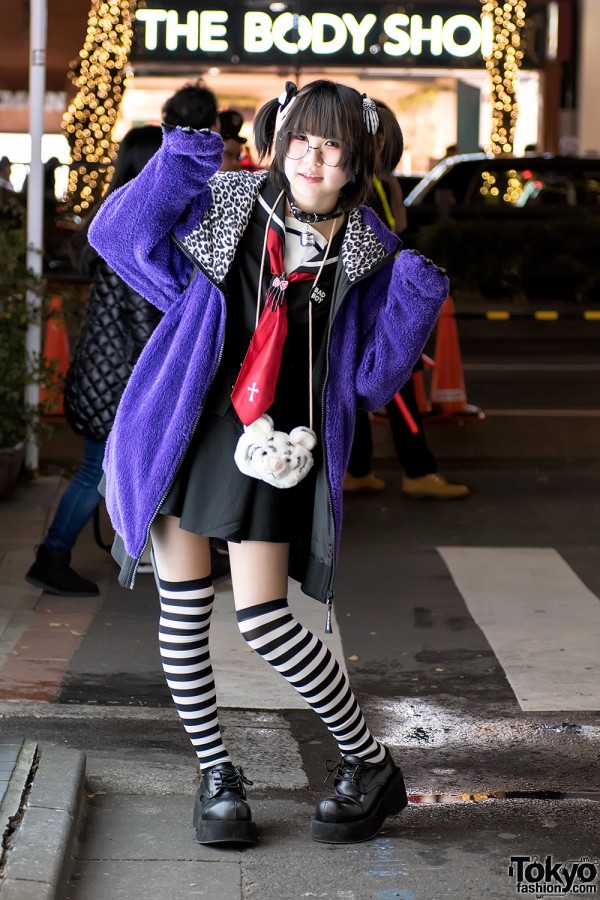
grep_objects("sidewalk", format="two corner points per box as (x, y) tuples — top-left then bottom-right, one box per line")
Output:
(0, 475), (86, 898)
(0, 473), (346, 898)
(1, 465), (600, 899)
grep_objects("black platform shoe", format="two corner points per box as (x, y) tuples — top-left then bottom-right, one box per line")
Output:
(310, 747), (408, 844)
(193, 762), (257, 846)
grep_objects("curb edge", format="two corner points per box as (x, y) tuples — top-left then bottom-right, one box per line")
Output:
(0, 744), (86, 899)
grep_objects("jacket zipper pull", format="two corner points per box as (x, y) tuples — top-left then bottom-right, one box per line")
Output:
(324, 593), (333, 634)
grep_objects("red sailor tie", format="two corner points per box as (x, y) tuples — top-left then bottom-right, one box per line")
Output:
(231, 226), (315, 426)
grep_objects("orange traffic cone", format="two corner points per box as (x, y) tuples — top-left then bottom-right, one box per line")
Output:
(429, 296), (483, 419)
(40, 295), (70, 417)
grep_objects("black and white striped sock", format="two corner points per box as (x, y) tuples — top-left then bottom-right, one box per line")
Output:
(158, 574), (231, 770)
(237, 598), (385, 762)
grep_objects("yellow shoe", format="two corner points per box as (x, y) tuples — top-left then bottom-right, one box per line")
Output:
(343, 472), (386, 493)
(402, 473), (470, 500)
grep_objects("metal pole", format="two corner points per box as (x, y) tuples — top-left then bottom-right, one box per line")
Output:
(24, 0), (48, 473)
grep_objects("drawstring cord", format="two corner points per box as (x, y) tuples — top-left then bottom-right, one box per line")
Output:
(254, 196), (337, 433)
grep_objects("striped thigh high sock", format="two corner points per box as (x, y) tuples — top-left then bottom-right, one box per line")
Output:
(157, 574), (231, 770)
(237, 598), (385, 762)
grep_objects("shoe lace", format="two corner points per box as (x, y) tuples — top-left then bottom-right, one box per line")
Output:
(324, 757), (379, 793)
(216, 765), (253, 792)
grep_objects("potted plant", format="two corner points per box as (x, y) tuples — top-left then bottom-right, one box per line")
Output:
(0, 187), (53, 497)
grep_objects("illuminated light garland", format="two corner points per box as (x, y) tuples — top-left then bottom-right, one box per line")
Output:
(61, 1), (137, 215)
(480, 0), (526, 155)
(479, 167), (526, 205)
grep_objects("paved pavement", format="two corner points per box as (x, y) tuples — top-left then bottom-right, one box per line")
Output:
(1, 425), (600, 898)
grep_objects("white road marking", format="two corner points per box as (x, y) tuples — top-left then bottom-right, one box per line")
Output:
(438, 547), (600, 712)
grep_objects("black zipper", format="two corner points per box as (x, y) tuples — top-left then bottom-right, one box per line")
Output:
(320, 313), (336, 634)
(172, 236), (214, 279)
(320, 247), (397, 632)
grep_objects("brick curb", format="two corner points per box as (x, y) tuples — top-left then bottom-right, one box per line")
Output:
(0, 744), (86, 899)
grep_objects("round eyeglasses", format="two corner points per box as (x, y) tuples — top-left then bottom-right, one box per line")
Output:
(280, 132), (346, 167)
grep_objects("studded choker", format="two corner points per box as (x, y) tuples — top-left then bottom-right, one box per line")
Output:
(287, 195), (344, 224)
(287, 194), (344, 246)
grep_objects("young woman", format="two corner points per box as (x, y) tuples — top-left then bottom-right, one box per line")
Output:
(89, 80), (449, 847)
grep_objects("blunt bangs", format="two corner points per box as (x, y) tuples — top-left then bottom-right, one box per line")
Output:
(271, 80), (373, 208)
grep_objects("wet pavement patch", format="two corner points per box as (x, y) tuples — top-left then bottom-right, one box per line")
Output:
(409, 789), (600, 804)
(58, 673), (172, 706)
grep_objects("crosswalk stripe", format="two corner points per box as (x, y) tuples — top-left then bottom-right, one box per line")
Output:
(438, 547), (600, 712)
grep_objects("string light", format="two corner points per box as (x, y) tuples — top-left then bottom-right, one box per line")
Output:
(481, 0), (526, 155)
(61, 1), (137, 214)
(479, 168), (526, 204)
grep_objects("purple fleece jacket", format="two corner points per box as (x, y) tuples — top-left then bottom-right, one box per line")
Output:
(88, 127), (449, 597)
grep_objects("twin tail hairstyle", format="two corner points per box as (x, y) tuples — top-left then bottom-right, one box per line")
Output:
(253, 80), (403, 210)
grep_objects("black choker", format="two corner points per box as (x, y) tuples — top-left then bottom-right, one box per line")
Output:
(287, 195), (344, 247)
(287, 195), (343, 224)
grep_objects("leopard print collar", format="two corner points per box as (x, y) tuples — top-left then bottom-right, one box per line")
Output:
(177, 173), (394, 285)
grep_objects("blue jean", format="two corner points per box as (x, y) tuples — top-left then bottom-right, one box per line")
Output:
(45, 437), (106, 551)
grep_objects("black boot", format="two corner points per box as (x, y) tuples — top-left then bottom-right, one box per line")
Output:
(193, 763), (256, 845)
(25, 544), (99, 597)
(310, 747), (408, 844)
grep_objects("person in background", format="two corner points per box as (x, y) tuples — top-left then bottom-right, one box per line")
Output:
(19, 157), (65, 263)
(217, 109), (246, 172)
(20, 156), (61, 200)
(344, 102), (469, 500)
(346, 368), (470, 499)
(25, 126), (164, 597)
(0, 156), (14, 191)
(162, 78), (218, 132)
(43, 157), (60, 199)
(218, 108), (259, 172)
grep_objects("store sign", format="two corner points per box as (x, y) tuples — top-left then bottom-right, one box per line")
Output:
(132, 2), (543, 68)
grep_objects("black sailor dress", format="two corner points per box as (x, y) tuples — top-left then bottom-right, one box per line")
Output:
(160, 181), (347, 548)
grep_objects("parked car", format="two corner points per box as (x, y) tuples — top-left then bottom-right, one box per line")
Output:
(404, 152), (600, 223)
(401, 153), (600, 302)
(396, 173), (425, 200)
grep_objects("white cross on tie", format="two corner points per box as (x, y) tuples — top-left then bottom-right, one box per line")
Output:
(246, 382), (260, 402)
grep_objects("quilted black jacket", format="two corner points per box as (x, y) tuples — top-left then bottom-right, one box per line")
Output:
(64, 256), (161, 441)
